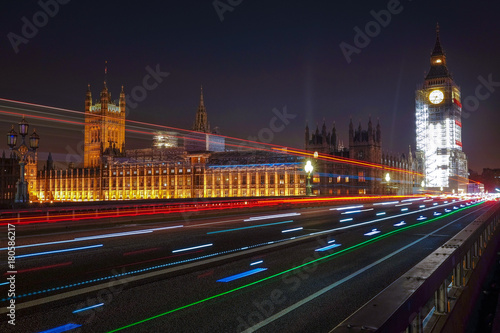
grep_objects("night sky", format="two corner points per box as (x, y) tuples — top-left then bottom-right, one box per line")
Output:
(1, 0), (499, 172)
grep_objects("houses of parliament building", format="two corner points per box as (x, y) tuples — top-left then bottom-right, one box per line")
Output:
(2, 80), (418, 204)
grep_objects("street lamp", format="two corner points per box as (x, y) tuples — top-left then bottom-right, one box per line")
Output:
(385, 173), (391, 195)
(6, 118), (39, 203)
(305, 160), (314, 196)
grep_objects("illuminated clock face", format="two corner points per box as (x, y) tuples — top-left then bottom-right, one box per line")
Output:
(429, 90), (444, 104)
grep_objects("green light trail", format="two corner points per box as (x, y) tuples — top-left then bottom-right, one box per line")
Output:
(106, 201), (484, 332)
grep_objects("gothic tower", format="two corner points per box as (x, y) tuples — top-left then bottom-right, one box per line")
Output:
(415, 24), (468, 192)
(84, 80), (126, 168)
(193, 86), (210, 133)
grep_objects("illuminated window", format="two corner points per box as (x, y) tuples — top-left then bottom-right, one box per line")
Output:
(358, 171), (365, 182)
(345, 177), (349, 183)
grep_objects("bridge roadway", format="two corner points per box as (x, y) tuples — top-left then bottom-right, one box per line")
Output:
(0, 197), (493, 332)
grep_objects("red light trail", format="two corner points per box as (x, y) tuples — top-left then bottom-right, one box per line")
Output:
(0, 98), (423, 177)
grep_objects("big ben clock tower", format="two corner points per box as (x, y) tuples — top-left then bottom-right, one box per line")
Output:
(415, 24), (468, 193)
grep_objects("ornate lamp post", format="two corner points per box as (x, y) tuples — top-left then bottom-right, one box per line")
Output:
(7, 118), (39, 203)
(305, 160), (314, 196)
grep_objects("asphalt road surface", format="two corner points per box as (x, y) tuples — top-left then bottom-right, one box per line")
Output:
(0, 197), (494, 333)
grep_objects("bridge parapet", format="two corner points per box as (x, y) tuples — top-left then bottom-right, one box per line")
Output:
(330, 202), (500, 333)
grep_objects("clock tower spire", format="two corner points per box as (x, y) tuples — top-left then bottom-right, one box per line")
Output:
(415, 25), (468, 193)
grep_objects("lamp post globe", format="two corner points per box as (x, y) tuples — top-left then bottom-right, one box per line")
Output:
(18, 117), (29, 136)
(7, 125), (18, 148)
(6, 118), (39, 204)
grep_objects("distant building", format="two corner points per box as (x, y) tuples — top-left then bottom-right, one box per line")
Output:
(32, 85), (303, 202)
(305, 118), (417, 195)
(0, 151), (20, 204)
(84, 82), (126, 168)
(415, 25), (468, 193)
(467, 183), (485, 194)
(185, 132), (225, 152)
(185, 86), (225, 152)
(153, 131), (180, 148)
(480, 168), (500, 193)
(193, 86), (210, 133)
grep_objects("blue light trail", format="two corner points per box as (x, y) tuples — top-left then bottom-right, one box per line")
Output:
(217, 268), (268, 282)
(72, 303), (104, 313)
(315, 243), (342, 252)
(16, 244), (103, 259)
(37, 323), (82, 333)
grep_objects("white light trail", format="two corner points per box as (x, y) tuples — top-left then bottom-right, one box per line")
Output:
(364, 229), (381, 236)
(341, 208), (374, 215)
(373, 201), (399, 206)
(282, 227), (303, 233)
(172, 243), (213, 253)
(331, 205), (364, 211)
(315, 243), (342, 252)
(244, 213), (301, 222)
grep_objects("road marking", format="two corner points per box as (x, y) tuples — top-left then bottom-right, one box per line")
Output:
(242, 205), (486, 333)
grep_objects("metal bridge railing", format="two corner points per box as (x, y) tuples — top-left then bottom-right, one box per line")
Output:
(330, 202), (500, 333)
